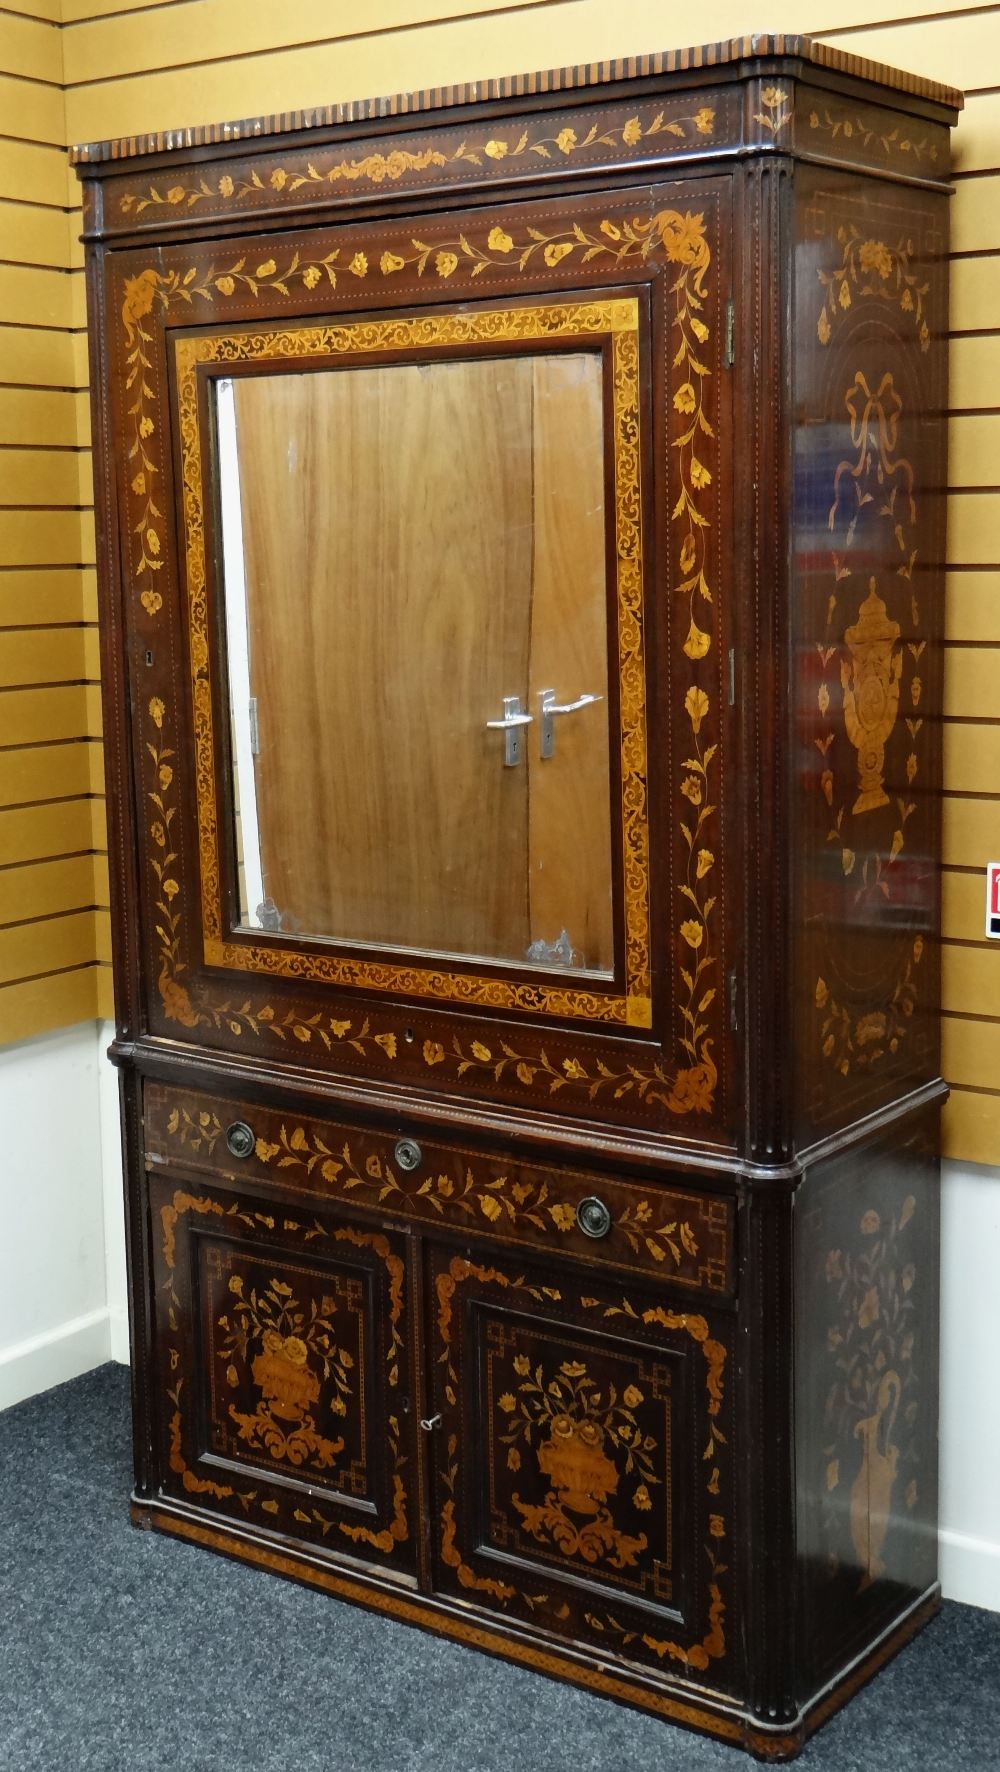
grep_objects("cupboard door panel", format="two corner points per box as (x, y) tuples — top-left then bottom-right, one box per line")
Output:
(122, 176), (736, 1125)
(427, 1244), (737, 1691)
(149, 1172), (415, 1574)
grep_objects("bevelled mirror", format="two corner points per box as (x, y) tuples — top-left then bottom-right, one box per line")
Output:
(175, 298), (652, 1026)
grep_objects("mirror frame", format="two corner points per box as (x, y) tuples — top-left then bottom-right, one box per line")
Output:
(173, 294), (653, 1028)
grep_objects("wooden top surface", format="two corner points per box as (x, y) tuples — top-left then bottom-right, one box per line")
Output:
(70, 31), (963, 167)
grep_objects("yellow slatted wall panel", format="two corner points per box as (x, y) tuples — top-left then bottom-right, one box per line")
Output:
(38, 0), (998, 1160)
(0, 1), (108, 1043)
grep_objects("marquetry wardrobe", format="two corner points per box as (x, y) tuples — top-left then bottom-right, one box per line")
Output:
(75, 34), (960, 1758)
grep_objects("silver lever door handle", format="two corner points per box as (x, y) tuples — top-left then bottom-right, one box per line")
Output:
(538, 689), (603, 759)
(486, 695), (533, 768)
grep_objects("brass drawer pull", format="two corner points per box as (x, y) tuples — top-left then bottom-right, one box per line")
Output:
(576, 1196), (612, 1239)
(225, 1121), (255, 1160)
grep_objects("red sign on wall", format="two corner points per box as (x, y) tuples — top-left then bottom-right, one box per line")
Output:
(988, 863), (1000, 939)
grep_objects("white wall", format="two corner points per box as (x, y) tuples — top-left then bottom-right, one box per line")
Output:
(0, 1022), (115, 1408)
(97, 1018), (129, 1365)
(939, 1158), (1000, 1611)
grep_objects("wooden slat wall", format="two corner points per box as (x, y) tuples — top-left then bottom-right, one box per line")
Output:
(2, 0), (979, 1161)
(0, 0), (109, 1044)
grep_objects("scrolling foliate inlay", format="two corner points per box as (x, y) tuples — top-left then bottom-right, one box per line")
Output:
(810, 230), (932, 1079)
(590, 1295), (727, 1670)
(146, 694), (198, 1029)
(666, 218), (719, 1114)
(157, 1093), (732, 1290)
(121, 205), (713, 617)
(116, 102), (717, 218)
(805, 102), (944, 173)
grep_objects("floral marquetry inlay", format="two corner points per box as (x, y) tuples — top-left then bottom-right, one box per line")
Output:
(821, 1192), (921, 1589)
(806, 103), (943, 170)
(809, 219), (934, 1079)
(116, 104), (717, 218)
(662, 208), (718, 1096)
(215, 1267), (353, 1472)
(121, 205), (715, 619)
(145, 696), (198, 1030)
(816, 227), (931, 353)
(78, 37), (961, 1745)
(498, 1354), (665, 1572)
(173, 297), (650, 1029)
(752, 86), (791, 134)
(432, 1254), (731, 1674)
(156, 1185), (410, 1556)
(152, 1087), (734, 1292)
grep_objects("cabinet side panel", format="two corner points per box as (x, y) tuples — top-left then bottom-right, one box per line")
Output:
(789, 168), (949, 1144)
(793, 1109), (940, 1701)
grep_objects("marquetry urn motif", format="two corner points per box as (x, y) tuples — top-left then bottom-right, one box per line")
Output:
(221, 1273), (348, 1471)
(499, 1352), (663, 1572)
(78, 32), (955, 1762)
(204, 1245), (367, 1488)
(842, 584), (903, 816)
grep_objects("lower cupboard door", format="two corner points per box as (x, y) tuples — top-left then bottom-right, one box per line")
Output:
(149, 1171), (416, 1576)
(428, 1243), (737, 1690)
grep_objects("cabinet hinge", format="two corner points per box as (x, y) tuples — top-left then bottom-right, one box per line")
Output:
(728, 647), (736, 707)
(728, 970), (739, 1033)
(248, 696), (260, 756)
(723, 298), (735, 368)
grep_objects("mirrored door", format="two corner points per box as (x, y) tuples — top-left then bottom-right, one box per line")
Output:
(217, 349), (614, 976)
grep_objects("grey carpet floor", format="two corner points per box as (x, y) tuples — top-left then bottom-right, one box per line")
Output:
(0, 1365), (998, 1772)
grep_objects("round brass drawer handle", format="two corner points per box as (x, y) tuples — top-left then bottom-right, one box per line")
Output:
(576, 1196), (612, 1239)
(394, 1137), (423, 1172)
(225, 1121), (256, 1160)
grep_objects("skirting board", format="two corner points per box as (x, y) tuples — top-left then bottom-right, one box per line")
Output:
(940, 1528), (1000, 1615)
(108, 1306), (130, 1366)
(0, 1308), (112, 1412)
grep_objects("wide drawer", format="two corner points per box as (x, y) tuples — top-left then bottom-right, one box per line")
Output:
(144, 1082), (735, 1298)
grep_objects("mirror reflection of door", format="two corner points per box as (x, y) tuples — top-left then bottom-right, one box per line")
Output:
(217, 347), (613, 976)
